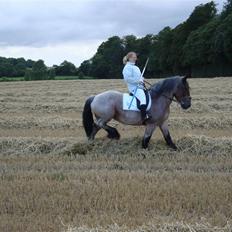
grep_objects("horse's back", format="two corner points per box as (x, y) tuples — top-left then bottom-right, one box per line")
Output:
(91, 90), (122, 116)
(93, 90), (122, 103)
(96, 90), (122, 97)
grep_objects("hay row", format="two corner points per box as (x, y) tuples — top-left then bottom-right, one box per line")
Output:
(169, 116), (232, 129)
(65, 221), (232, 232)
(0, 137), (76, 155)
(0, 116), (81, 129)
(1, 115), (232, 130)
(171, 101), (232, 114)
(0, 102), (82, 113)
(1, 135), (231, 156)
(177, 135), (232, 156)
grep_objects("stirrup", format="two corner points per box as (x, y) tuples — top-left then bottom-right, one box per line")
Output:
(143, 114), (152, 123)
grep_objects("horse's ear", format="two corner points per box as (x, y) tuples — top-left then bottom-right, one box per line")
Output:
(182, 76), (187, 83)
(182, 74), (190, 83)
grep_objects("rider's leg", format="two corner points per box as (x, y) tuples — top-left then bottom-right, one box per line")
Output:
(135, 89), (150, 122)
(135, 88), (146, 105)
(140, 105), (147, 121)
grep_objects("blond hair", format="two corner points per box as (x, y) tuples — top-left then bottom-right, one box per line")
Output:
(123, 52), (136, 65)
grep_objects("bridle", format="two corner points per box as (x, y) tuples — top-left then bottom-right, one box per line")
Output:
(161, 94), (178, 103)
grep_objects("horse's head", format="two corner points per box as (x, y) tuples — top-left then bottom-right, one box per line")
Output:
(174, 75), (191, 110)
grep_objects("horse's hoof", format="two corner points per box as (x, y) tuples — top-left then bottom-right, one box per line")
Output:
(170, 144), (177, 150)
(107, 134), (120, 140)
(142, 143), (148, 149)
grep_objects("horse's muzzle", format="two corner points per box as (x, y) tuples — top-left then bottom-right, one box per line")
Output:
(180, 96), (191, 110)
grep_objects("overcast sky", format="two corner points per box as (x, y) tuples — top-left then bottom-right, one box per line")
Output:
(0, 0), (224, 66)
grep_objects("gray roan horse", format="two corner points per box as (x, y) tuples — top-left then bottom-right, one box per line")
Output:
(82, 76), (191, 149)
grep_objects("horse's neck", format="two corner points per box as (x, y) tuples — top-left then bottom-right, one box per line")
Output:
(149, 80), (177, 111)
(161, 93), (173, 109)
(149, 89), (174, 107)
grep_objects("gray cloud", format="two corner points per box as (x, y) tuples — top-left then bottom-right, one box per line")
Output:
(0, 0), (224, 47)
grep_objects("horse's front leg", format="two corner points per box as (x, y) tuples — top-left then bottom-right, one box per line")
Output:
(159, 121), (177, 150)
(142, 124), (156, 149)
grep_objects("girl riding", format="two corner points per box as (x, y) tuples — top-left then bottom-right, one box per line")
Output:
(122, 52), (151, 122)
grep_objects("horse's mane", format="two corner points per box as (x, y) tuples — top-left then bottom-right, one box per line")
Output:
(149, 76), (182, 98)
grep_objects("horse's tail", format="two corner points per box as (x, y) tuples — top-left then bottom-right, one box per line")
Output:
(82, 96), (95, 138)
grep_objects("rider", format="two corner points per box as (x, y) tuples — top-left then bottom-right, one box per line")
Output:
(122, 52), (151, 122)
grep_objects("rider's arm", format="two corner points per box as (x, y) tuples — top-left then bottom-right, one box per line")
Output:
(123, 65), (142, 84)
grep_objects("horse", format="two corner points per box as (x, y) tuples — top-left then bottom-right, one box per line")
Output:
(82, 75), (191, 149)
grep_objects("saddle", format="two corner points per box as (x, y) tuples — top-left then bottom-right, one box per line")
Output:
(129, 90), (150, 110)
(122, 91), (151, 112)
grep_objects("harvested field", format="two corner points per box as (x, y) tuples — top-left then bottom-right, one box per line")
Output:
(0, 78), (232, 232)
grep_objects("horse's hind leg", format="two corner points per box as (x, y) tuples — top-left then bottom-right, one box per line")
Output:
(104, 124), (120, 139)
(96, 119), (120, 140)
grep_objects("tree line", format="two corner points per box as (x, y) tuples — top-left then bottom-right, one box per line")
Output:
(79, 0), (232, 78)
(0, 57), (79, 80)
(0, 0), (231, 80)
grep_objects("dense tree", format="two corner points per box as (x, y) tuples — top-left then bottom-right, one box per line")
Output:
(168, 1), (217, 74)
(24, 60), (57, 80)
(136, 34), (154, 68)
(183, 3), (232, 77)
(221, 0), (232, 18)
(183, 18), (220, 66)
(26, 59), (35, 68)
(183, 18), (221, 76)
(122, 35), (138, 54)
(0, 57), (36, 77)
(185, 1), (217, 30)
(48, 68), (56, 80)
(89, 36), (124, 78)
(0, 57), (77, 78)
(25, 59), (48, 80)
(78, 60), (92, 77)
(217, 12), (232, 62)
(55, 60), (77, 76)
(151, 27), (174, 76)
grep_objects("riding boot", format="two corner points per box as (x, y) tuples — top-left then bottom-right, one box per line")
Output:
(140, 105), (151, 123)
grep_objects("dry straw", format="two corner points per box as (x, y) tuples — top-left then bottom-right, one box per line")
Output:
(178, 135), (232, 156)
(64, 221), (232, 232)
(1, 135), (232, 156)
